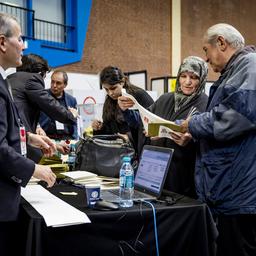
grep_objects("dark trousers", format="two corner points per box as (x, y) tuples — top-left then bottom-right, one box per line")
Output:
(216, 214), (256, 256)
(0, 221), (20, 256)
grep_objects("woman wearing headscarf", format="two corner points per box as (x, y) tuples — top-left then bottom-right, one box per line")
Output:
(119, 56), (208, 198)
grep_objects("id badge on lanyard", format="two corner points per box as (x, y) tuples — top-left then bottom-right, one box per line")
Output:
(19, 125), (27, 157)
(55, 120), (64, 130)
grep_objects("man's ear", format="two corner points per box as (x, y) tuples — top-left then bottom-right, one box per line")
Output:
(217, 36), (227, 51)
(0, 35), (7, 53)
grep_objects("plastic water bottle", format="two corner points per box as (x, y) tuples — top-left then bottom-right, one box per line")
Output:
(67, 143), (76, 171)
(119, 156), (134, 207)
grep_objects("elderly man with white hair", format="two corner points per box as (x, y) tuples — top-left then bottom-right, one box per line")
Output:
(179, 23), (256, 256)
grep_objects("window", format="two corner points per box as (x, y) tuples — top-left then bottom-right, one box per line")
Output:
(1, 0), (26, 7)
(151, 78), (165, 98)
(125, 70), (147, 90)
(0, 1), (27, 35)
(33, 0), (65, 43)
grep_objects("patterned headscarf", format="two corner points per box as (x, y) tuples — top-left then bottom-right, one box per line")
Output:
(174, 56), (208, 112)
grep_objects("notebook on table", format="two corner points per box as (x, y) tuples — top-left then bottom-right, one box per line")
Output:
(101, 145), (174, 203)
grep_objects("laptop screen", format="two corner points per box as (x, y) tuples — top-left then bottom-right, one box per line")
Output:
(134, 145), (173, 195)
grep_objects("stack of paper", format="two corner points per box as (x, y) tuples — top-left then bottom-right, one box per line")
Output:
(39, 155), (69, 178)
(61, 170), (98, 181)
(98, 176), (119, 190)
(60, 171), (119, 189)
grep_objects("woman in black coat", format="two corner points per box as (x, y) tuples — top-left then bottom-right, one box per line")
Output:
(119, 56), (208, 198)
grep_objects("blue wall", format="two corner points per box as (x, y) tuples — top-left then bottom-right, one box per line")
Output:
(24, 0), (92, 67)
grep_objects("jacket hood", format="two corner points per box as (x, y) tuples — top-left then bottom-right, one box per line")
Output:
(221, 45), (256, 75)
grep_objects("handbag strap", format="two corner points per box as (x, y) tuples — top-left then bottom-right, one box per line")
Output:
(82, 134), (132, 148)
(92, 134), (126, 142)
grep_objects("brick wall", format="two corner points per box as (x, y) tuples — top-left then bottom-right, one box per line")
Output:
(62, 0), (172, 90)
(61, 0), (256, 84)
(181, 0), (256, 80)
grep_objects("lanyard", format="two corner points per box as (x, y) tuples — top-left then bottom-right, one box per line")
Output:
(6, 79), (14, 101)
(6, 78), (27, 157)
(18, 118), (27, 157)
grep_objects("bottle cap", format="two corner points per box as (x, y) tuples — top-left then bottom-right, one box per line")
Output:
(122, 156), (131, 162)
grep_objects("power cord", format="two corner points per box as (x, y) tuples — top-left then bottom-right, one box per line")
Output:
(117, 199), (162, 256)
(117, 203), (144, 255)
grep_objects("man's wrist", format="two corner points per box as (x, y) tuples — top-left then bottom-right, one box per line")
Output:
(180, 119), (189, 133)
(26, 131), (32, 138)
(26, 132), (33, 144)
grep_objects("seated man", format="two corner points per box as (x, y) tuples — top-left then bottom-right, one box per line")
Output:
(39, 70), (78, 140)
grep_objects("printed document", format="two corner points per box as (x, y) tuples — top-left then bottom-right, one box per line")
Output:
(122, 91), (182, 139)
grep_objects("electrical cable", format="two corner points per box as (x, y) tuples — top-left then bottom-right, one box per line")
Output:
(134, 202), (145, 249)
(117, 199), (162, 255)
(140, 200), (160, 256)
(117, 202), (145, 255)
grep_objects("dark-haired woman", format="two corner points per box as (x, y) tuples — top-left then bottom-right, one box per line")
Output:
(92, 66), (153, 154)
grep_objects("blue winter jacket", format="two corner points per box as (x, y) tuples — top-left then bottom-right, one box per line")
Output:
(189, 46), (256, 215)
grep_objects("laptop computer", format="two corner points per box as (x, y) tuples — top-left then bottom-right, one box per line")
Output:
(101, 145), (174, 203)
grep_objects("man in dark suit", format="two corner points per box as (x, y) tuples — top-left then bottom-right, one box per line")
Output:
(39, 70), (78, 140)
(8, 54), (78, 161)
(0, 13), (56, 255)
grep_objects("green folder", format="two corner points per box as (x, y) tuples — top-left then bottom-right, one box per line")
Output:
(148, 122), (182, 136)
(39, 156), (69, 178)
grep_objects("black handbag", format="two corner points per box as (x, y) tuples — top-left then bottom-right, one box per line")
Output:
(74, 135), (136, 177)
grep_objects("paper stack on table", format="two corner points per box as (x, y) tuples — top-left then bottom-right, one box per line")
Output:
(61, 170), (98, 180)
(60, 171), (119, 189)
(98, 176), (119, 190)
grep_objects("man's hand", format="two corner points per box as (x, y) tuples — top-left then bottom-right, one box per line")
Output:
(56, 141), (70, 154)
(33, 164), (56, 187)
(36, 126), (46, 136)
(179, 118), (190, 133)
(118, 96), (135, 111)
(143, 130), (160, 140)
(27, 133), (56, 157)
(68, 107), (78, 118)
(91, 119), (103, 131)
(169, 130), (192, 146)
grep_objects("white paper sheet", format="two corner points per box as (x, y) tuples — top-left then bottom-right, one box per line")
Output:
(122, 91), (179, 139)
(60, 170), (98, 180)
(28, 176), (40, 185)
(21, 185), (91, 227)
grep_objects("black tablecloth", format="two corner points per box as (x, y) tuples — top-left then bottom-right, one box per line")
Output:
(19, 184), (217, 256)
